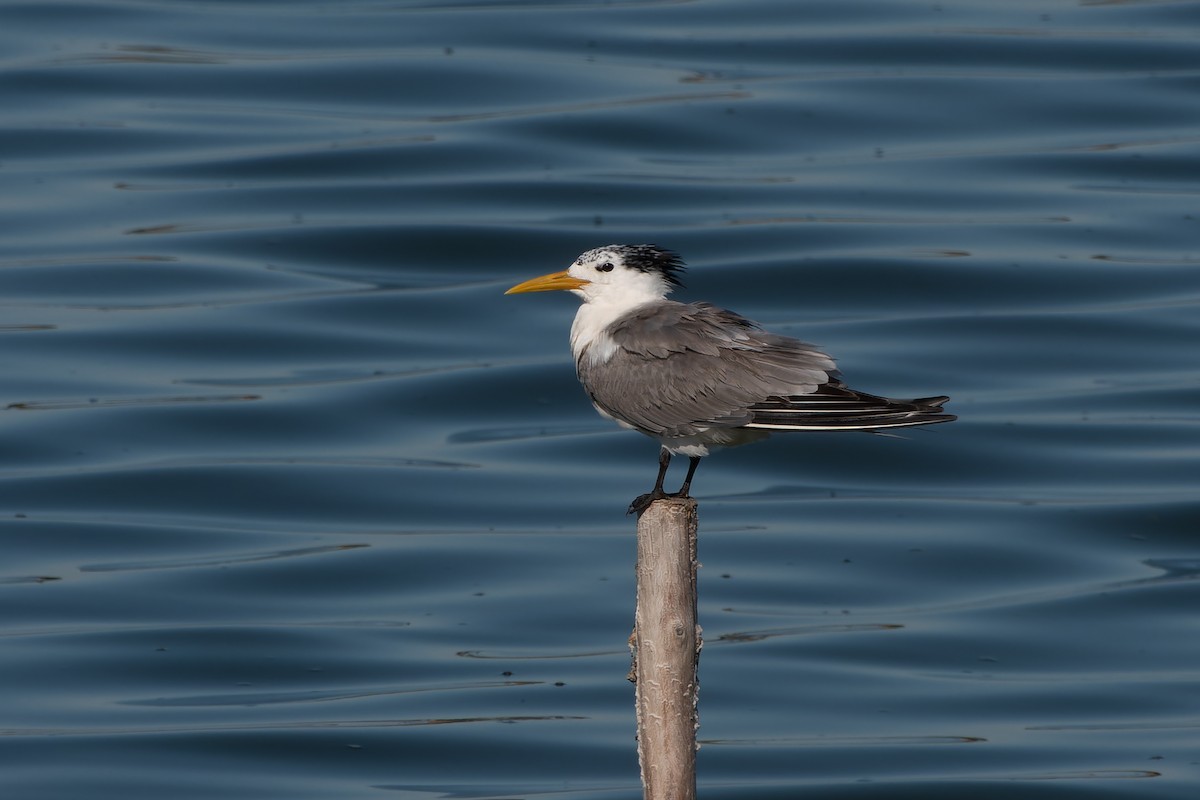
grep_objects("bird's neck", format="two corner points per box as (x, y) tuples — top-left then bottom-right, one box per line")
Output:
(569, 293), (660, 365)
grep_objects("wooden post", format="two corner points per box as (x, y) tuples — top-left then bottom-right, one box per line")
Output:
(630, 497), (701, 800)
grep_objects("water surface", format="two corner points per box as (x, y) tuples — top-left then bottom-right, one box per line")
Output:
(2, 1), (1198, 798)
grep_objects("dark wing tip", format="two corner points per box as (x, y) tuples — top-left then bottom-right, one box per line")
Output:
(746, 389), (956, 431)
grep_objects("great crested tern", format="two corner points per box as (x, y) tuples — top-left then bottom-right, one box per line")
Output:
(507, 244), (954, 512)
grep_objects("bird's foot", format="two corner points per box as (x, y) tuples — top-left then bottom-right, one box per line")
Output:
(628, 490), (666, 516)
(627, 489), (690, 516)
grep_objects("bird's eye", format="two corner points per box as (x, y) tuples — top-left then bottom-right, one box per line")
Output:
(597, 262), (614, 273)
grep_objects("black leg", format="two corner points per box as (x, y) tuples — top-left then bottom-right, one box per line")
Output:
(628, 447), (673, 515)
(676, 456), (702, 498)
(652, 447), (671, 493)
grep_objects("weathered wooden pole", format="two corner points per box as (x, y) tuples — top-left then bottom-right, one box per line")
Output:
(630, 497), (701, 800)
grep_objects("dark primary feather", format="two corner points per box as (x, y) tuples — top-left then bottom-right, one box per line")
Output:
(746, 387), (953, 431)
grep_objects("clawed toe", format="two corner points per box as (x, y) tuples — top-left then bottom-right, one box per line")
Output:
(627, 489), (695, 516)
(627, 490), (667, 516)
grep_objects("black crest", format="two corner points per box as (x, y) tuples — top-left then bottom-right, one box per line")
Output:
(612, 244), (687, 289)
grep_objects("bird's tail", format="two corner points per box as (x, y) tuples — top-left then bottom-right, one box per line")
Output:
(745, 387), (955, 432)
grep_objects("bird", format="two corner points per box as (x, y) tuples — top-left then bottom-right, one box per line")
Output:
(506, 244), (954, 514)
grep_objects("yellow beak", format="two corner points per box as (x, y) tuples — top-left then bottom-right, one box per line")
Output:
(505, 269), (589, 295)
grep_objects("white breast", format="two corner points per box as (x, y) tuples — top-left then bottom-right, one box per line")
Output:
(570, 300), (637, 366)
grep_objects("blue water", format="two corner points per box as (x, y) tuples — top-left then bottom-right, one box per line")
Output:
(3, 1), (1199, 797)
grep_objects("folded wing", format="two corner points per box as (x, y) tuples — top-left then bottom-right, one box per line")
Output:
(576, 301), (831, 437)
(576, 300), (953, 438)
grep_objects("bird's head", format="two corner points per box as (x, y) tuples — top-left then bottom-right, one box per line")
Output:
(506, 244), (686, 305)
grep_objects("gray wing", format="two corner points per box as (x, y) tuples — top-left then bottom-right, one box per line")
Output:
(576, 301), (837, 438)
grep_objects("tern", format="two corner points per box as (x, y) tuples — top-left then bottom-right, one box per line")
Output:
(507, 244), (954, 513)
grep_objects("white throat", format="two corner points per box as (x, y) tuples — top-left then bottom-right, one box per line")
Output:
(568, 280), (665, 366)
